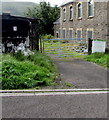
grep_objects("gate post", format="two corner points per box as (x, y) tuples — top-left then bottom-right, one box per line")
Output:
(42, 39), (44, 53)
(88, 38), (92, 55)
(39, 38), (43, 53)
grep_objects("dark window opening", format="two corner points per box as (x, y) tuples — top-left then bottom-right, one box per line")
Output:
(88, 0), (93, 17)
(70, 6), (73, 20)
(78, 3), (82, 18)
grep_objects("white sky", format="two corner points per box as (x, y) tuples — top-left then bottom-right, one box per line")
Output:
(2, 0), (71, 6)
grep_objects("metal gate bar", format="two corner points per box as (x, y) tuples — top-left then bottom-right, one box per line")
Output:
(43, 38), (88, 58)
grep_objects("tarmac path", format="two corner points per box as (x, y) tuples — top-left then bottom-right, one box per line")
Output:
(53, 58), (107, 89)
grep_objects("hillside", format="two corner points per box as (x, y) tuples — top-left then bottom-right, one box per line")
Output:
(2, 2), (38, 16)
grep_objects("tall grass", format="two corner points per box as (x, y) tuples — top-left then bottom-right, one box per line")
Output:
(1, 52), (58, 90)
(84, 52), (109, 68)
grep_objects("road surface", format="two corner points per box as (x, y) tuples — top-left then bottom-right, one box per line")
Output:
(2, 91), (108, 118)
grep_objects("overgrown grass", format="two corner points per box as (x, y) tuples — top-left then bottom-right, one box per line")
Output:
(84, 52), (109, 68)
(1, 52), (58, 90)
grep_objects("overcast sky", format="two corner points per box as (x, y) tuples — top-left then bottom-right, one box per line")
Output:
(2, 0), (71, 6)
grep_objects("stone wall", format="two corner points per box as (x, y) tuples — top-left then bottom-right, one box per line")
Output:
(107, 1), (109, 48)
(54, 23), (60, 38)
(54, 1), (109, 48)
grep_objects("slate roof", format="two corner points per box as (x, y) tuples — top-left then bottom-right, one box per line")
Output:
(53, 18), (60, 24)
(60, 0), (73, 7)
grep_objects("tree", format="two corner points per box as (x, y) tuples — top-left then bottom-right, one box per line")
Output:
(25, 2), (60, 35)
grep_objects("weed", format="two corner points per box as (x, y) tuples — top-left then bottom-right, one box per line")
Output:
(64, 82), (73, 87)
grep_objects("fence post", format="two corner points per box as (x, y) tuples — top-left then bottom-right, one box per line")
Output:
(88, 38), (92, 55)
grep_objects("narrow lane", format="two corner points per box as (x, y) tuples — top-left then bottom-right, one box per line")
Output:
(54, 58), (107, 88)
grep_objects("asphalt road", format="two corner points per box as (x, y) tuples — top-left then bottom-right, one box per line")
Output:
(2, 92), (108, 118)
(54, 58), (107, 88)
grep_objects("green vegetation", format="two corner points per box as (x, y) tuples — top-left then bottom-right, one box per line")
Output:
(25, 2), (60, 35)
(1, 52), (58, 90)
(41, 34), (54, 40)
(84, 52), (109, 68)
(64, 82), (73, 87)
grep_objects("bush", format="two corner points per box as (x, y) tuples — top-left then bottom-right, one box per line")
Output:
(1, 52), (57, 89)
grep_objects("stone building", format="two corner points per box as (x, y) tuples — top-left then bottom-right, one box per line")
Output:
(54, 0), (109, 48)
(53, 18), (60, 38)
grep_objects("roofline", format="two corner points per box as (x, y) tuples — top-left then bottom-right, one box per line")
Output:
(53, 22), (60, 25)
(0, 13), (40, 21)
(60, 1), (73, 7)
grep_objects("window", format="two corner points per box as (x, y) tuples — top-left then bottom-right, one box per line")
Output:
(56, 31), (59, 38)
(69, 30), (73, 39)
(78, 3), (82, 19)
(77, 30), (82, 40)
(88, 0), (94, 17)
(63, 8), (66, 20)
(70, 6), (73, 20)
(63, 29), (66, 38)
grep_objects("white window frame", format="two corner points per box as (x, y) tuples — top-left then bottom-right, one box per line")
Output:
(63, 7), (66, 21)
(87, 0), (94, 18)
(77, 2), (82, 19)
(69, 5), (73, 20)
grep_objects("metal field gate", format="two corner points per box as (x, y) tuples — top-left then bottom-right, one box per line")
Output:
(42, 38), (88, 58)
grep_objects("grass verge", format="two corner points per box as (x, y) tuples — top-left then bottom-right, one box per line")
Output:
(84, 52), (109, 68)
(1, 52), (58, 90)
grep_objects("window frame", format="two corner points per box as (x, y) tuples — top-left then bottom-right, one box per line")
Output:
(87, 0), (94, 18)
(86, 28), (94, 41)
(63, 7), (66, 21)
(76, 28), (82, 40)
(77, 2), (82, 19)
(62, 28), (66, 39)
(69, 5), (73, 20)
(69, 28), (73, 39)
(56, 31), (59, 38)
